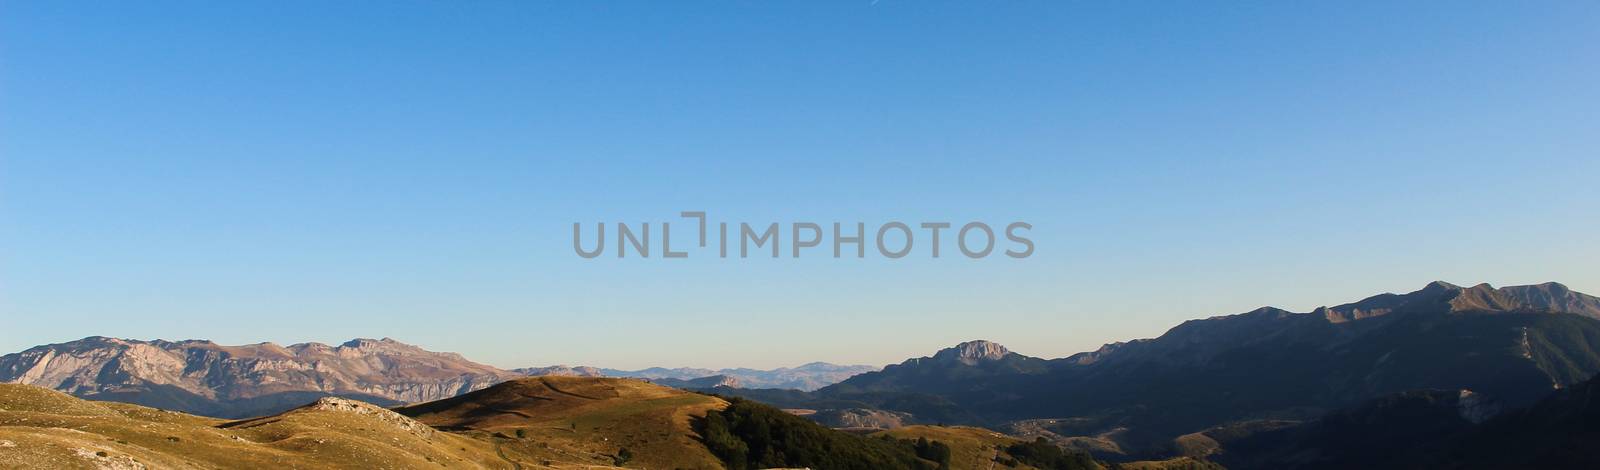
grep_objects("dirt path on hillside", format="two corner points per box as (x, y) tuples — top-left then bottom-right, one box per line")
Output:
(494, 441), (523, 470)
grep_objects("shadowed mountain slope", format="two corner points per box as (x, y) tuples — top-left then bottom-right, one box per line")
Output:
(1202, 371), (1600, 469)
(731, 282), (1600, 458)
(1424, 370), (1600, 468)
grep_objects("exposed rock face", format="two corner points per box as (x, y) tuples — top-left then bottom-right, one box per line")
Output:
(294, 396), (436, 438)
(810, 408), (913, 429)
(0, 337), (519, 418)
(932, 340), (1012, 365)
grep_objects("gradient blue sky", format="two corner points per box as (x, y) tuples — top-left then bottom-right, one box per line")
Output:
(3, 1), (1597, 369)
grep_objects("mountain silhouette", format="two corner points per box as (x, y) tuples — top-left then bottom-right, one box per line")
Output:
(724, 281), (1600, 458)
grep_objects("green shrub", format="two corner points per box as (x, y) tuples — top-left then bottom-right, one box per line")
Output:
(1006, 437), (1099, 470)
(700, 397), (937, 470)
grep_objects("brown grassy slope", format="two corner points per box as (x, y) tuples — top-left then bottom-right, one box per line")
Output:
(2, 379), (1212, 470)
(2, 377), (731, 469)
(0, 383), (508, 469)
(396, 376), (728, 469)
(875, 425), (1047, 470)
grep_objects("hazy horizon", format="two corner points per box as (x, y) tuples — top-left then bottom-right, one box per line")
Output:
(4, 2), (1598, 369)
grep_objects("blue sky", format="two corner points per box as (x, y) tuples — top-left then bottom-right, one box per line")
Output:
(3, 1), (1597, 369)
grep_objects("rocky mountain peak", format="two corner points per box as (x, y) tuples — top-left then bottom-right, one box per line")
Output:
(0, 336), (518, 418)
(1448, 282), (1600, 317)
(340, 337), (403, 349)
(1424, 280), (1463, 291)
(1316, 281), (1600, 323)
(326, 337), (463, 359)
(933, 340), (1011, 366)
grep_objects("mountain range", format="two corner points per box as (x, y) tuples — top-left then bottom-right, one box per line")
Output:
(0, 336), (873, 418)
(7, 364), (1599, 468)
(0, 337), (517, 418)
(715, 281), (1600, 459)
(6, 280), (1600, 468)
(516, 362), (880, 390)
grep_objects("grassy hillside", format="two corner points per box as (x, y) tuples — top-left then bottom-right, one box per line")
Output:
(0, 383), (506, 468)
(396, 376), (729, 469)
(877, 425), (1048, 470)
(18, 377), (1125, 469)
(0, 377), (737, 469)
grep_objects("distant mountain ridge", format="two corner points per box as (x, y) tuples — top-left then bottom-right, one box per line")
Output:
(0, 336), (519, 418)
(513, 364), (604, 377)
(650, 374), (742, 389)
(519, 362), (880, 391)
(0, 335), (880, 419)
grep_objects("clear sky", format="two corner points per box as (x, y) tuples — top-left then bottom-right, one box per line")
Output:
(3, 1), (1597, 369)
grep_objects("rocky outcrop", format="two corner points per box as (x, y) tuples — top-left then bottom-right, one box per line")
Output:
(0, 337), (519, 418)
(932, 340), (1012, 366)
(293, 396), (436, 438)
(810, 408), (913, 429)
